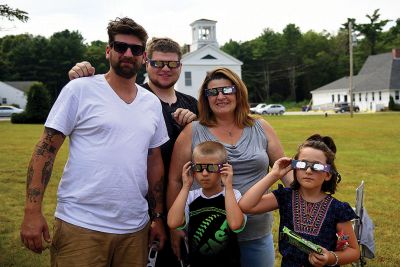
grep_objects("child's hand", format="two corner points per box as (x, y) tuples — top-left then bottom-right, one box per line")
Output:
(270, 157), (292, 179)
(181, 161), (194, 188)
(308, 247), (330, 267)
(220, 163), (233, 187)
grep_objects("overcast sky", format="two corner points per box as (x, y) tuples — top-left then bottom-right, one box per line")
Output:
(1, 0), (399, 46)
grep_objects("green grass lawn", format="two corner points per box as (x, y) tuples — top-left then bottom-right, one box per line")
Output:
(0, 113), (399, 266)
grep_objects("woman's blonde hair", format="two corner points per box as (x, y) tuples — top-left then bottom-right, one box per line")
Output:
(197, 67), (254, 127)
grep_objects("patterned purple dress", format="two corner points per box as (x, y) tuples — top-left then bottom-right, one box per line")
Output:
(272, 185), (356, 267)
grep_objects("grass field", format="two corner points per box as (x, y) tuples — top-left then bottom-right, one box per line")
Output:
(0, 113), (399, 266)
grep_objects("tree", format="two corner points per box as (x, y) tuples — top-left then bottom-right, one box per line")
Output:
(220, 39), (242, 59)
(382, 18), (400, 50)
(298, 31), (334, 100)
(0, 34), (48, 80)
(355, 9), (390, 55)
(84, 40), (108, 74)
(43, 30), (86, 102)
(0, 4), (28, 22)
(11, 82), (50, 124)
(281, 24), (302, 101)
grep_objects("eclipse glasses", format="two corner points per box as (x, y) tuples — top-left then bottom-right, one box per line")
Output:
(291, 160), (331, 173)
(147, 59), (181, 69)
(191, 163), (224, 173)
(205, 85), (236, 97)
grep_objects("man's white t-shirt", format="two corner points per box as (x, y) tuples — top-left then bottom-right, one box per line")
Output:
(45, 75), (169, 234)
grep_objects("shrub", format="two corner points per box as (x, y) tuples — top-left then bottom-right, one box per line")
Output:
(11, 82), (51, 124)
(389, 96), (395, 110)
(388, 96), (400, 111)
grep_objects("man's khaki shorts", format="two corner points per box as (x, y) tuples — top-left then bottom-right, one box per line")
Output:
(50, 218), (149, 267)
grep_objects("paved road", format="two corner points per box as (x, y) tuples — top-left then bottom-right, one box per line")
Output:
(284, 111), (369, 116)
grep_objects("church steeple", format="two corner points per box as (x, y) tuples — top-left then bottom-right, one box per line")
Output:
(190, 19), (218, 51)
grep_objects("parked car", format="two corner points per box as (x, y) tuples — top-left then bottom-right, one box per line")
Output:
(0, 106), (24, 117)
(250, 103), (286, 115)
(334, 102), (360, 113)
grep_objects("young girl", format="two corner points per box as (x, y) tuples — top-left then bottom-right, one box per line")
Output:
(239, 134), (360, 266)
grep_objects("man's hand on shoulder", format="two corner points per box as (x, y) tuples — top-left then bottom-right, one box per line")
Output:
(68, 61), (95, 80)
(172, 108), (197, 126)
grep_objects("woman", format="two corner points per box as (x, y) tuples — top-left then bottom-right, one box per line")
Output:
(167, 67), (292, 267)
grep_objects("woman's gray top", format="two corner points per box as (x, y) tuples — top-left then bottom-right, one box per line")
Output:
(192, 120), (273, 241)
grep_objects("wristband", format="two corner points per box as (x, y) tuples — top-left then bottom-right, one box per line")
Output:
(327, 251), (339, 266)
(151, 212), (164, 221)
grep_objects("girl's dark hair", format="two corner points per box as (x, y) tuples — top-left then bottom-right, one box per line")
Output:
(291, 134), (341, 194)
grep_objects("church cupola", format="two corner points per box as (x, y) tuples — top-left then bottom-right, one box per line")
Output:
(190, 19), (218, 51)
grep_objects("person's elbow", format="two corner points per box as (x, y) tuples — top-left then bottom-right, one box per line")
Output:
(238, 200), (252, 214)
(167, 214), (184, 230)
(167, 219), (176, 229)
(228, 215), (245, 231)
(229, 221), (243, 231)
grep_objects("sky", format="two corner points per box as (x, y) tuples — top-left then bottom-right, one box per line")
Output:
(1, 0), (399, 46)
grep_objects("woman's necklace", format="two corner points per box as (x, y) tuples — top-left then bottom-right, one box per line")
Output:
(213, 123), (237, 146)
(227, 124), (235, 137)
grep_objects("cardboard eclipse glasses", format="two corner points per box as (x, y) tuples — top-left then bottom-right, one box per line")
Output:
(191, 163), (224, 173)
(205, 85), (236, 97)
(291, 160), (331, 172)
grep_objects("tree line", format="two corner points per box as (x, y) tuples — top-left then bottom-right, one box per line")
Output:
(220, 9), (400, 103)
(1, 8), (400, 104)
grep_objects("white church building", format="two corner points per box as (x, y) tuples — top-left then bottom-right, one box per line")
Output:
(175, 19), (243, 98)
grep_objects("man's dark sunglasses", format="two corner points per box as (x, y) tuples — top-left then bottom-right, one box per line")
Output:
(191, 163), (224, 173)
(147, 59), (181, 69)
(291, 160), (331, 172)
(110, 41), (145, 56)
(205, 85), (236, 97)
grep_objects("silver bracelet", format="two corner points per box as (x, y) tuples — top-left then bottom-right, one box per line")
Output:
(327, 251), (339, 266)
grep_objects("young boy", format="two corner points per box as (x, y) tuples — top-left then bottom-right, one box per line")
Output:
(167, 141), (246, 267)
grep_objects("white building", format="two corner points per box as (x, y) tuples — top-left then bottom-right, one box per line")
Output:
(175, 19), (243, 98)
(0, 81), (35, 109)
(311, 49), (400, 111)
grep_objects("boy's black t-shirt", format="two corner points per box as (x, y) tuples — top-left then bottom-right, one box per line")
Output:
(186, 191), (241, 267)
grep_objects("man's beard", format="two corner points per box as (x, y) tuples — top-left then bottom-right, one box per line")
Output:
(149, 75), (178, 90)
(111, 57), (142, 79)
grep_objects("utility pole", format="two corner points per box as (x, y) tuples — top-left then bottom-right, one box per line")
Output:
(349, 21), (354, 117)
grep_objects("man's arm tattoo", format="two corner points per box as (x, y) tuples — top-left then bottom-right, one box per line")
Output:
(26, 128), (63, 201)
(44, 127), (64, 143)
(26, 160), (34, 191)
(148, 178), (164, 212)
(28, 187), (42, 203)
(41, 158), (54, 186)
(34, 128), (63, 156)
